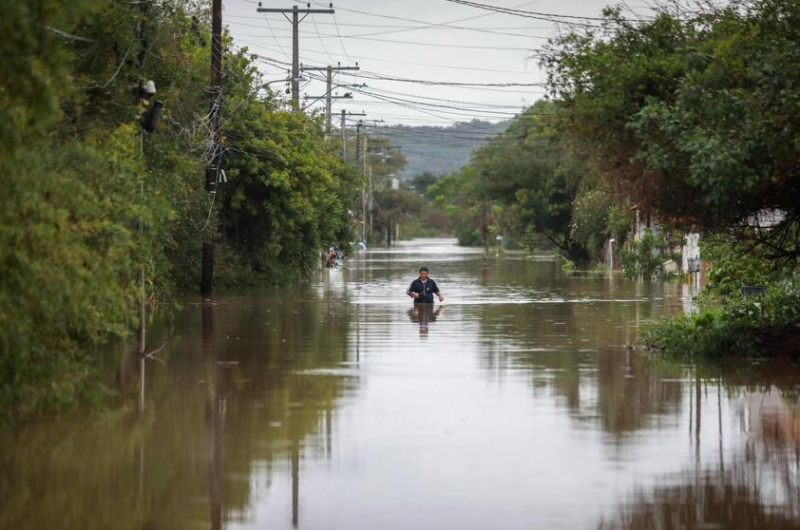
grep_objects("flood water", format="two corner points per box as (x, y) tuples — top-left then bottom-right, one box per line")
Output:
(2, 238), (800, 529)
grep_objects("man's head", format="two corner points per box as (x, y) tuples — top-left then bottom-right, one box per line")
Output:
(419, 266), (429, 281)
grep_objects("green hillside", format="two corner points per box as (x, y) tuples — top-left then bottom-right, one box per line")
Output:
(373, 119), (511, 179)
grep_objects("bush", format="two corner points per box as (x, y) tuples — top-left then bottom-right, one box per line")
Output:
(0, 138), (142, 421)
(645, 277), (800, 357)
(701, 239), (775, 299)
(620, 230), (668, 279)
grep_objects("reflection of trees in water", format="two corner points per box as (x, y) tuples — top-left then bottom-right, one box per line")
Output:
(475, 295), (683, 439)
(0, 292), (356, 530)
(599, 383), (800, 529)
(598, 463), (800, 530)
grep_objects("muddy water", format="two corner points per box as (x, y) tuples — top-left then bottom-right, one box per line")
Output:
(1, 239), (799, 529)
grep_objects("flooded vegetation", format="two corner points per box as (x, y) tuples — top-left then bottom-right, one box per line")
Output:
(2, 240), (798, 529)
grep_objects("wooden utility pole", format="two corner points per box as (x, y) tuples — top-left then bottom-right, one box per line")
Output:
(362, 134), (369, 244)
(256, 3), (335, 110)
(301, 64), (359, 133)
(340, 110), (366, 160)
(325, 65), (332, 133)
(201, 0), (223, 294)
(355, 120), (362, 169)
(341, 109), (347, 159)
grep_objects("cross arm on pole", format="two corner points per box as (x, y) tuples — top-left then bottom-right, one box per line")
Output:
(257, 8), (335, 14)
(301, 66), (360, 72)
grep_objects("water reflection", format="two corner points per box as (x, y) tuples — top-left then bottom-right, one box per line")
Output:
(1, 239), (799, 529)
(600, 384), (800, 530)
(407, 304), (444, 336)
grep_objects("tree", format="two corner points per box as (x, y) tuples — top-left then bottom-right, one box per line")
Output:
(409, 172), (440, 198)
(450, 100), (591, 258)
(545, 1), (800, 265)
(0, 0), (360, 420)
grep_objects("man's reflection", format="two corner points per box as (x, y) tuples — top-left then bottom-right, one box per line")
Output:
(408, 304), (444, 336)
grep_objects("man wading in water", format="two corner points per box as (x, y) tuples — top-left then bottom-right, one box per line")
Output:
(407, 266), (444, 304)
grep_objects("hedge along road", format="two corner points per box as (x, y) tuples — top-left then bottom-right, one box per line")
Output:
(1, 238), (798, 530)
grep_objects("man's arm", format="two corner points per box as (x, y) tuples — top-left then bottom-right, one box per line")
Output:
(432, 281), (444, 302)
(407, 281), (420, 299)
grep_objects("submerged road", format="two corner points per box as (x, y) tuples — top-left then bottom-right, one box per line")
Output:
(1, 239), (798, 529)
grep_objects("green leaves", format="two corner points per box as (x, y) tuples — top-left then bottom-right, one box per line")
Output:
(0, 1), (360, 420)
(548, 0), (800, 234)
(218, 100), (358, 285)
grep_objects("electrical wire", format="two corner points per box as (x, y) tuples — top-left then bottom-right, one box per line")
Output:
(332, 12), (354, 63)
(233, 34), (542, 75)
(442, 0), (651, 25)
(263, 12), (290, 59)
(100, 37), (137, 88)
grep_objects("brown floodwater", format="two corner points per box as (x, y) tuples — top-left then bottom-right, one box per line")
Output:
(2, 238), (800, 529)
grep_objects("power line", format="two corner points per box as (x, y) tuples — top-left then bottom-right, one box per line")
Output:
(339, 70), (543, 88)
(262, 13), (290, 59)
(256, 4), (335, 110)
(442, 0), (650, 25)
(231, 33), (543, 74)
(226, 15), (556, 31)
(249, 50), (544, 95)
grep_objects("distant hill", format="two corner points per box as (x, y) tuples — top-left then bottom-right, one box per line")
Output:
(372, 119), (510, 179)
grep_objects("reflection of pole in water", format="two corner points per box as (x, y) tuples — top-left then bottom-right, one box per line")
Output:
(139, 356), (146, 413)
(208, 396), (222, 530)
(292, 439), (300, 528)
(694, 372), (703, 525)
(718, 377), (724, 475)
(696, 373), (702, 464)
(326, 407), (333, 457)
(203, 298), (223, 530)
(138, 268), (147, 413)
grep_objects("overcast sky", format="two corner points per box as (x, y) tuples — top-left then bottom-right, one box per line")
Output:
(223, 0), (658, 127)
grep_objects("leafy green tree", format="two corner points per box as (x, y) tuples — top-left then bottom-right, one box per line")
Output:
(545, 1), (800, 265)
(220, 99), (359, 284)
(371, 189), (426, 246)
(409, 171), (440, 198)
(0, 0), (360, 421)
(429, 170), (490, 247)
(440, 100), (590, 258)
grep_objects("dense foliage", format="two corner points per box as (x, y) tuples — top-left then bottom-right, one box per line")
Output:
(533, 0), (800, 356)
(0, 0), (358, 421)
(645, 276), (800, 357)
(544, 0), (800, 266)
(429, 100), (626, 259)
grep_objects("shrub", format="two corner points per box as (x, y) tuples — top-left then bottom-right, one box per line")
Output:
(620, 230), (668, 279)
(645, 277), (800, 357)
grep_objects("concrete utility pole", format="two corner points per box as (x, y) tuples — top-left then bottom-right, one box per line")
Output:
(257, 3), (335, 110)
(201, 0), (223, 294)
(301, 64), (359, 133)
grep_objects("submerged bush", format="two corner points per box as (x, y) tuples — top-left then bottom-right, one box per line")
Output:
(645, 278), (800, 357)
(620, 230), (669, 279)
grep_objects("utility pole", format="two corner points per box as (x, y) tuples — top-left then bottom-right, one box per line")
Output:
(362, 134), (368, 244)
(341, 109), (347, 159)
(325, 65), (332, 133)
(340, 110), (366, 160)
(201, 0), (223, 294)
(355, 120), (363, 169)
(301, 64), (359, 133)
(257, 3), (335, 110)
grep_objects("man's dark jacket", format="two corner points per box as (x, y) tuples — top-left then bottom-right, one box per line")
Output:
(407, 278), (440, 304)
